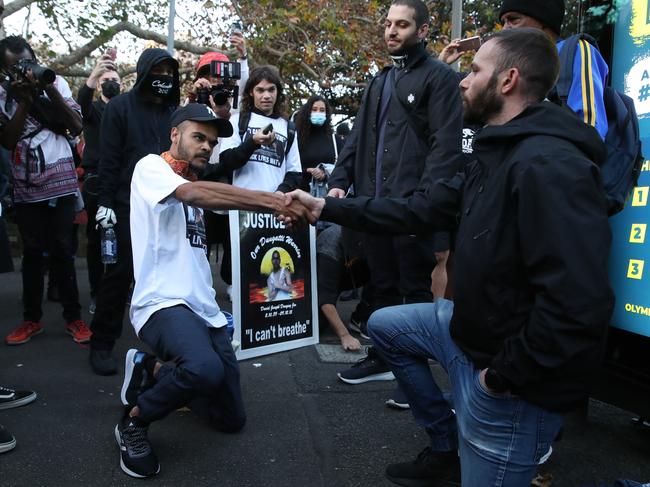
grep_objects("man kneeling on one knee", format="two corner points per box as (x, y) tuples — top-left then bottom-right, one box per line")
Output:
(286, 28), (613, 487)
(115, 103), (310, 479)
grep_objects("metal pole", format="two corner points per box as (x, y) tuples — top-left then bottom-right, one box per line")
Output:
(167, 0), (176, 53)
(451, 0), (463, 71)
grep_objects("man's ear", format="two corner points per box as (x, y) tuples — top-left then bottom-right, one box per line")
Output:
(500, 68), (520, 95)
(170, 126), (179, 145)
(418, 23), (429, 41)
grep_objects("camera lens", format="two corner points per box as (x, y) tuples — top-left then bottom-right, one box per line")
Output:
(212, 90), (228, 106)
(196, 88), (210, 105)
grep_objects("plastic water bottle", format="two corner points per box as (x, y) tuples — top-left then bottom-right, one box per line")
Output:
(101, 227), (118, 264)
(222, 311), (235, 339)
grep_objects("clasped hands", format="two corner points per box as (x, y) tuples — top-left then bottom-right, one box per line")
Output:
(273, 190), (326, 228)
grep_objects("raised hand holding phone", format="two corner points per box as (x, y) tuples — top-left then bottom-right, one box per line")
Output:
(456, 36), (481, 52)
(253, 123), (275, 146)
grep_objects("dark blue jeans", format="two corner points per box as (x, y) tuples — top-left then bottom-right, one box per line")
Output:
(137, 305), (246, 432)
(368, 300), (564, 487)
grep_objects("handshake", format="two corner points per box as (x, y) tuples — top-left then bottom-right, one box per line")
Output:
(275, 190), (328, 228)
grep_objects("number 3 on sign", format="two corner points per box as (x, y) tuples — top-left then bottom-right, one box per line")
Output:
(627, 259), (645, 280)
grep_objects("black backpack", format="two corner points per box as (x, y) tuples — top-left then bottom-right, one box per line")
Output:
(554, 33), (643, 216)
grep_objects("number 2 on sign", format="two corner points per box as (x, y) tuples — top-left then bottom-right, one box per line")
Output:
(627, 259), (645, 280)
(630, 224), (647, 243)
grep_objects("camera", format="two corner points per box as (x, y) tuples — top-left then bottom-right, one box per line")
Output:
(11, 58), (56, 85)
(196, 60), (241, 109)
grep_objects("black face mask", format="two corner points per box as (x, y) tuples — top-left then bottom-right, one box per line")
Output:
(146, 74), (175, 98)
(101, 80), (120, 99)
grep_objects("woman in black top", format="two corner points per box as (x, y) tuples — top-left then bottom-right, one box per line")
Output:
(294, 95), (343, 193)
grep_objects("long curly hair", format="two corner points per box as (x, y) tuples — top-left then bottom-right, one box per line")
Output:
(294, 95), (334, 149)
(240, 65), (286, 119)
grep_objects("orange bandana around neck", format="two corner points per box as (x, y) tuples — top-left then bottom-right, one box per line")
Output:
(161, 151), (197, 182)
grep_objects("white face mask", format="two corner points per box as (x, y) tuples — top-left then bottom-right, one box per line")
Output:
(310, 112), (326, 126)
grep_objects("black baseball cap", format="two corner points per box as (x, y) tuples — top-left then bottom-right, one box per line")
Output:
(170, 103), (234, 138)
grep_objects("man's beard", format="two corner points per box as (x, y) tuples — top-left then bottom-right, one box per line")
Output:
(462, 71), (503, 126)
(387, 30), (420, 55)
(178, 134), (209, 175)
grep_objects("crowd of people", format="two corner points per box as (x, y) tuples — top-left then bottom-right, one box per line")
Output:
(0, 0), (633, 484)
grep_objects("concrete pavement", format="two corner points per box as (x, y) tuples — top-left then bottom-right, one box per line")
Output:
(0, 260), (649, 486)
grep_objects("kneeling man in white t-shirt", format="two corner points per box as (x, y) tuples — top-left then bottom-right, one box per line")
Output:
(113, 103), (309, 479)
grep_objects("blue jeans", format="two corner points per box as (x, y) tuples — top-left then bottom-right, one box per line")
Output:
(137, 305), (246, 432)
(368, 300), (564, 487)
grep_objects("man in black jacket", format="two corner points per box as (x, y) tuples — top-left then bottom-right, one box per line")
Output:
(286, 29), (614, 486)
(328, 0), (464, 381)
(89, 48), (180, 375)
(78, 53), (121, 312)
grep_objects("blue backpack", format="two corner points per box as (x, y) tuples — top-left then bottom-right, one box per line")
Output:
(554, 34), (643, 216)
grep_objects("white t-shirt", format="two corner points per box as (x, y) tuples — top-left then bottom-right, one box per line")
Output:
(219, 111), (302, 192)
(129, 155), (228, 336)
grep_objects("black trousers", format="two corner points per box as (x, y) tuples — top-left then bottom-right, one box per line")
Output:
(14, 196), (81, 323)
(90, 203), (133, 350)
(365, 233), (437, 312)
(81, 174), (104, 298)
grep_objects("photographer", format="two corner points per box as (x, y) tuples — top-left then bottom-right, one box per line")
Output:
(186, 31), (249, 119)
(0, 35), (89, 346)
(77, 52), (121, 313)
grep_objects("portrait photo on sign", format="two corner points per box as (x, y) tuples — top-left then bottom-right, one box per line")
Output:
(247, 247), (305, 303)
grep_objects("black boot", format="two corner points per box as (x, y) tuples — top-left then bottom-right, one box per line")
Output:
(385, 447), (460, 487)
(89, 348), (118, 376)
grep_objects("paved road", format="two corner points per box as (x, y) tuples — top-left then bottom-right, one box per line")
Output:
(0, 260), (649, 486)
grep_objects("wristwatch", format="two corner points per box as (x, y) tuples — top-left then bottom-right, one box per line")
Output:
(484, 368), (510, 393)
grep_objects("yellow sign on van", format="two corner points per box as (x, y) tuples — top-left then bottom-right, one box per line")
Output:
(631, 0), (650, 43)
(627, 259), (645, 279)
(630, 224), (647, 243)
(632, 186), (649, 206)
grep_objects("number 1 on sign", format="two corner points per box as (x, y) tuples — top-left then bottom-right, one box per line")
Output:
(632, 187), (649, 206)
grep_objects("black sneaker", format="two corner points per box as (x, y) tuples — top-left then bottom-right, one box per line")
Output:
(386, 447), (460, 487)
(0, 424), (16, 454)
(115, 414), (159, 478)
(337, 347), (395, 384)
(386, 385), (410, 410)
(121, 349), (156, 406)
(0, 386), (37, 410)
(89, 349), (118, 376)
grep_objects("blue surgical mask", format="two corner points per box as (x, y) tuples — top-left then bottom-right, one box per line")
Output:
(310, 112), (326, 126)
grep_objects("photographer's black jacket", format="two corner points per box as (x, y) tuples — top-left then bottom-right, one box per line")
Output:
(97, 49), (180, 209)
(322, 102), (614, 413)
(328, 42), (464, 199)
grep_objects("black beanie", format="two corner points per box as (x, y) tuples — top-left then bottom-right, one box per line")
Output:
(499, 0), (565, 35)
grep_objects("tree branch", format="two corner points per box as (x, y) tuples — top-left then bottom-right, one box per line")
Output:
(51, 21), (225, 69)
(261, 45), (320, 80)
(1, 0), (36, 19)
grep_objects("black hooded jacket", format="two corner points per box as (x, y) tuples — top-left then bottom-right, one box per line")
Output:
(97, 48), (179, 209)
(322, 102), (615, 412)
